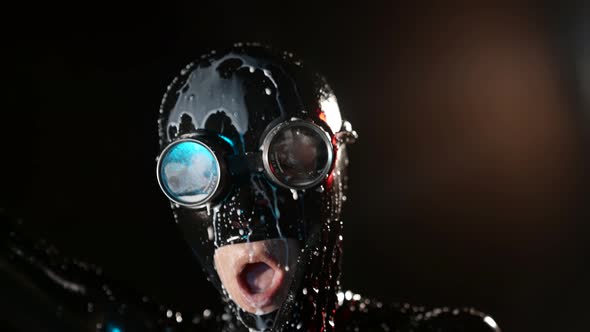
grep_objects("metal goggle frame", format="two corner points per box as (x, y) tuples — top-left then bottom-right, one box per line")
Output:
(157, 118), (357, 209)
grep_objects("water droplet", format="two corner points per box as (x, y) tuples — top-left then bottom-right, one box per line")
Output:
(345, 290), (353, 300)
(484, 316), (498, 329)
(203, 309), (212, 318)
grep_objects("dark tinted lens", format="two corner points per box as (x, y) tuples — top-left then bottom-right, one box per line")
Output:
(267, 124), (331, 188)
(158, 140), (220, 206)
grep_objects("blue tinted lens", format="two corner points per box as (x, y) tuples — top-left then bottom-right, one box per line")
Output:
(159, 140), (220, 206)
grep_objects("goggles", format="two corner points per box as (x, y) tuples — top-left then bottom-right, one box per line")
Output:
(157, 118), (357, 208)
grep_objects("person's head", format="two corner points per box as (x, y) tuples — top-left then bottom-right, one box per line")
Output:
(156, 43), (356, 330)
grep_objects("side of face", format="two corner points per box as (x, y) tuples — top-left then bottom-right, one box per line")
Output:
(158, 45), (348, 325)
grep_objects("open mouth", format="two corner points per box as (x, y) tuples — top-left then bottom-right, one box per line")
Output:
(236, 253), (285, 310)
(241, 262), (275, 293)
(214, 238), (298, 315)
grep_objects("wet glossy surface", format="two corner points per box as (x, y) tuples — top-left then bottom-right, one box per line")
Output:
(265, 121), (333, 188)
(158, 140), (221, 206)
(0, 43), (500, 332)
(154, 44), (501, 331)
(158, 43), (350, 330)
(0, 213), (499, 331)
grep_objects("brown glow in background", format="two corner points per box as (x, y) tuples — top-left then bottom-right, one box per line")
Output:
(3, 3), (589, 332)
(345, 6), (589, 332)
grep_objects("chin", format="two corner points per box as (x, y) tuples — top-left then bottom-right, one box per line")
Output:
(214, 238), (300, 314)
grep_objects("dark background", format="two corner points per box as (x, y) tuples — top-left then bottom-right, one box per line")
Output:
(3, 2), (589, 331)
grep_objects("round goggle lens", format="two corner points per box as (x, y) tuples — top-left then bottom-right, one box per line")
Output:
(158, 140), (221, 206)
(267, 124), (331, 188)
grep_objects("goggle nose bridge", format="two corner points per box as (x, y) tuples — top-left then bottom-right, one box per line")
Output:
(157, 119), (357, 208)
(226, 152), (264, 178)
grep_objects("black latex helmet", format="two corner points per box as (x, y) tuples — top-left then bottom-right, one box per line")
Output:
(157, 43), (354, 331)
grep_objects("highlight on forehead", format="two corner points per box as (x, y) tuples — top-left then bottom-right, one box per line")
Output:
(158, 46), (341, 151)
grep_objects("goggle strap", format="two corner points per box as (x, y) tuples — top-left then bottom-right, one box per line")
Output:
(335, 130), (358, 145)
(335, 120), (358, 145)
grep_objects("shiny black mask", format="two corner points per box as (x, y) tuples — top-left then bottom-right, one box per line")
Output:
(157, 44), (355, 331)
